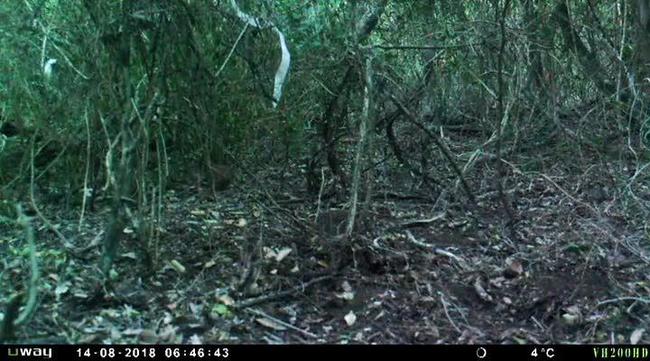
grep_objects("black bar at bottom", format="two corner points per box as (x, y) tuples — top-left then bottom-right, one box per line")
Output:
(2, 344), (649, 361)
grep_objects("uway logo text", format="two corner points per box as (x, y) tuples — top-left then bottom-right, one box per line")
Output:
(7, 347), (53, 359)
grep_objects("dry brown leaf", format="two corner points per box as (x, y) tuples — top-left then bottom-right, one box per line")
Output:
(344, 311), (357, 326)
(275, 247), (292, 262)
(217, 294), (235, 306)
(504, 257), (524, 277)
(335, 291), (355, 301)
(630, 328), (645, 345)
(473, 278), (493, 303)
(121, 252), (137, 260)
(561, 313), (579, 325)
(341, 281), (353, 292)
(138, 329), (159, 343)
(188, 334), (203, 344)
(204, 260), (216, 269)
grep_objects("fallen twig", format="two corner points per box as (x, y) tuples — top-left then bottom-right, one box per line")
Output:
(244, 308), (318, 339)
(394, 212), (446, 229)
(234, 275), (333, 309)
(404, 230), (470, 270)
(596, 296), (650, 306)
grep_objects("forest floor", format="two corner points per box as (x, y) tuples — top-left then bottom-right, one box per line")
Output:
(2, 136), (650, 344)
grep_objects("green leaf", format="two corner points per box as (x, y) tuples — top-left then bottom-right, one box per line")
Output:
(211, 304), (231, 318)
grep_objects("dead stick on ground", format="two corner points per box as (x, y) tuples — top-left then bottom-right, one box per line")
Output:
(440, 293), (462, 334)
(244, 308), (318, 339)
(234, 275), (333, 309)
(404, 230), (469, 270)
